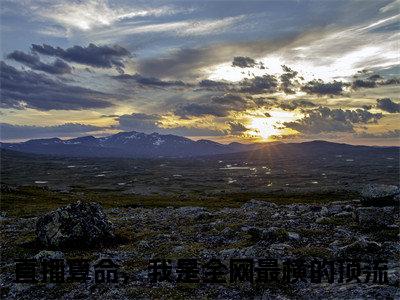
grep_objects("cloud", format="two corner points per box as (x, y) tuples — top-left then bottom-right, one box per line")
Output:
(285, 107), (383, 134)
(137, 47), (216, 80)
(84, 15), (245, 42)
(114, 113), (224, 136)
(379, 1), (400, 13)
(0, 61), (113, 110)
(174, 103), (228, 118)
(354, 129), (400, 139)
(279, 65), (299, 94)
(37, 0), (178, 31)
(112, 73), (189, 88)
(376, 98), (400, 113)
(198, 79), (235, 91)
(240, 75), (278, 94)
(232, 56), (257, 68)
(351, 73), (399, 89)
(0, 122), (104, 140)
(115, 113), (162, 133)
(31, 43), (131, 71)
(211, 93), (246, 106)
(278, 100), (316, 111)
(228, 121), (250, 135)
(278, 14), (399, 81)
(301, 80), (347, 95)
(162, 126), (225, 137)
(174, 93), (250, 118)
(7, 50), (72, 74)
(136, 37), (298, 80)
(352, 79), (377, 89)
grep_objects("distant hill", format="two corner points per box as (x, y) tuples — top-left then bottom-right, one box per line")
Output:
(1, 132), (398, 158)
(212, 140), (400, 161)
(0, 131), (261, 158)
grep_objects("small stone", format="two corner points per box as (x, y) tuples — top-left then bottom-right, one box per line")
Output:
(288, 232), (300, 241)
(333, 212), (353, 218)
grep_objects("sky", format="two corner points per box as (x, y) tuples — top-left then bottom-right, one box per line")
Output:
(0, 0), (399, 145)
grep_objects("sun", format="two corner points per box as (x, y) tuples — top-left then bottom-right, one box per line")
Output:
(250, 118), (279, 139)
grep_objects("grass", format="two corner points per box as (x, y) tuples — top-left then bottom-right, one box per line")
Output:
(317, 215), (357, 227)
(291, 246), (333, 259)
(0, 185), (359, 218)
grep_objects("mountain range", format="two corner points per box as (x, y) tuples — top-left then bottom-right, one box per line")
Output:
(0, 131), (262, 158)
(1, 131), (398, 158)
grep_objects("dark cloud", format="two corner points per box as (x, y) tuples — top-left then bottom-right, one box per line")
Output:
(352, 79), (377, 89)
(381, 78), (400, 85)
(0, 61), (113, 110)
(31, 43), (131, 71)
(0, 122), (104, 140)
(112, 73), (188, 87)
(279, 65), (298, 94)
(351, 73), (399, 89)
(136, 38), (298, 80)
(137, 48), (211, 80)
(163, 126), (225, 137)
(285, 107), (383, 134)
(114, 113), (224, 136)
(278, 99), (316, 111)
(232, 56), (256, 68)
(240, 75), (278, 94)
(175, 103), (228, 118)
(175, 93), (250, 118)
(253, 98), (276, 108)
(116, 113), (162, 133)
(211, 93), (246, 106)
(367, 74), (382, 81)
(198, 79), (234, 91)
(7, 50), (71, 75)
(301, 79), (347, 95)
(354, 129), (400, 139)
(376, 98), (400, 113)
(228, 121), (250, 135)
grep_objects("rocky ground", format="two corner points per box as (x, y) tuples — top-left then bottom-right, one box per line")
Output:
(1, 184), (399, 299)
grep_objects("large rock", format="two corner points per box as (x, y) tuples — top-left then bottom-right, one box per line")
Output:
(361, 184), (400, 206)
(36, 202), (114, 248)
(337, 238), (382, 257)
(356, 206), (395, 228)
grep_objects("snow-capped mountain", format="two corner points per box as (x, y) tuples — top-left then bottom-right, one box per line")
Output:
(0, 131), (261, 158)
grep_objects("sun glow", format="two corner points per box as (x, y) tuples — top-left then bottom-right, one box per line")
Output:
(250, 118), (279, 139)
(249, 109), (301, 140)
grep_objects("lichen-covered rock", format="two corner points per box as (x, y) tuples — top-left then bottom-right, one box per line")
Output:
(34, 250), (65, 261)
(337, 238), (382, 257)
(356, 206), (395, 228)
(261, 227), (289, 242)
(36, 202), (114, 247)
(361, 184), (400, 206)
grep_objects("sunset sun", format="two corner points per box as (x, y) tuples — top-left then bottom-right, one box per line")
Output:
(250, 118), (279, 139)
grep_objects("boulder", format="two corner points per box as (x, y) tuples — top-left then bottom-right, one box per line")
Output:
(361, 184), (400, 206)
(337, 238), (382, 257)
(34, 250), (65, 261)
(36, 202), (114, 248)
(356, 206), (395, 228)
(261, 227), (289, 242)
